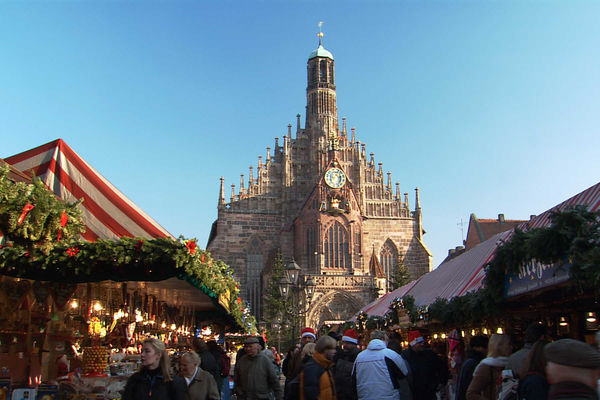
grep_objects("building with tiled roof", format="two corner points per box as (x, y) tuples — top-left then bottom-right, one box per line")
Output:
(464, 213), (527, 250)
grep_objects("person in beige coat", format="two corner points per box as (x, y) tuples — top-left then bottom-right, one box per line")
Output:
(180, 351), (220, 400)
(466, 334), (512, 400)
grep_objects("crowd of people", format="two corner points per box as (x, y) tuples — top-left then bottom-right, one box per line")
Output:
(120, 324), (600, 400)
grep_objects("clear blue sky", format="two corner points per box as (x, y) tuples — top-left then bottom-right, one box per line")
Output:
(2, 0), (599, 268)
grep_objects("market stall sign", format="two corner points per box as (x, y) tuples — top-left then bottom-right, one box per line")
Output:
(218, 289), (231, 312)
(504, 258), (570, 298)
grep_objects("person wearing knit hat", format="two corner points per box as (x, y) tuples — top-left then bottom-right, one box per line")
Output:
(402, 331), (448, 400)
(545, 338), (600, 399)
(333, 328), (361, 400)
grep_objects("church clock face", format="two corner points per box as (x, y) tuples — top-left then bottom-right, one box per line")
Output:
(324, 167), (346, 189)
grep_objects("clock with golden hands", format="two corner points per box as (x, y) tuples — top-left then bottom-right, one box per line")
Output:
(324, 167), (346, 189)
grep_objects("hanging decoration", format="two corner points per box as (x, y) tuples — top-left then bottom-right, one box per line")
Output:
(0, 163), (249, 331)
(32, 280), (50, 304)
(0, 279), (31, 312)
(49, 282), (78, 311)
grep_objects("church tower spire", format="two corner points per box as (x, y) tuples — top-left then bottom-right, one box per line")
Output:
(306, 22), (338, 144)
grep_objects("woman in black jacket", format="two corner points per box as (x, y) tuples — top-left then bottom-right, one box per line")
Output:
(123, 338), (187, 400)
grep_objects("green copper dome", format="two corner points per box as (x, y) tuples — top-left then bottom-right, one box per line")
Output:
(309, 44), (334, 60)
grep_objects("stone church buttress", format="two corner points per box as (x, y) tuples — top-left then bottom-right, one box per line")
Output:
(207, 32), (432, 328)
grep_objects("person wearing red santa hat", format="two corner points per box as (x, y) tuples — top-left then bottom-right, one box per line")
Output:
(300, 327), (317, 345)
(284, 327), (317, 396)
(402, 330), (448, 400)
(333, 329), (361, 400)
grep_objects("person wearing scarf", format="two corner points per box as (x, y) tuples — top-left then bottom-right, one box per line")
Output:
(466, 334), (512, 400)
(300, 336), (337, 400)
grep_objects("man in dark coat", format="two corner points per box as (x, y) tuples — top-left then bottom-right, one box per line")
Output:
(401, 331), (448, 400)
(193, 339), (220, 389)
(545, 338), (600, 400)
(333, 329), (360, 400)
(455, 335), (488, 400)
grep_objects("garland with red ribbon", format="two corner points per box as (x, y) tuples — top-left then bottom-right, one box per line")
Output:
(57, 210), (68, 242)
(17, 204), (35, 225)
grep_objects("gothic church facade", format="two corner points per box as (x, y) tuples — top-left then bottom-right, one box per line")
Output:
(207, 35), (432, 328)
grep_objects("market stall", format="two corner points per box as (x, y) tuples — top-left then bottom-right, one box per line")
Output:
(352, 180), (600, 344)
(0, 144), (249, 398)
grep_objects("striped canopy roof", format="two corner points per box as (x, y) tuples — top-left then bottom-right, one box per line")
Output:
(360, 180), (600, 316)
(5, 139), (173, 242)
(354, 279), (420, 319)
(520, 181), (600, 230)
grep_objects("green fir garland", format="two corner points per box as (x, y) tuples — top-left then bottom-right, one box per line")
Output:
(0, 164), (249, 331)
(0, 164), (85, 251)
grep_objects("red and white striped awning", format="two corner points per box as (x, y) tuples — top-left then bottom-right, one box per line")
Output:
(521, 182), (600, 230)
(5, 139), (173, 242)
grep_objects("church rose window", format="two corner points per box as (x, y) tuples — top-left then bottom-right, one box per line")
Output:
(324, 222), (350, 270)
(246, 239), (264, 319)
(380, 240), (398, 291)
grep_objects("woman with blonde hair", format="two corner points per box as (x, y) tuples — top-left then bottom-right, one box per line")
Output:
(301, 343), (316, 363)
(466, 334), (512, 400)
(123, 338), (187, 400)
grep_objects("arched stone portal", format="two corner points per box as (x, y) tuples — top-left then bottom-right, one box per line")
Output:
(306, 290), (362, 329)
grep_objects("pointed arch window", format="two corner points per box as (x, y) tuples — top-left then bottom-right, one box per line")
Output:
(246, 238), (264, 319)
(306, 227), (316, 271)
(309, 64), (318, 85)
(329, 63), (334, 84)
(324, 222), (351, 270)
(380, 240), (398, 291)
(320, 60), (328, 82)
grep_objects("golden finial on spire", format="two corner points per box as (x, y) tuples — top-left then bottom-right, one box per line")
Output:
(318, 21), (324, 45)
